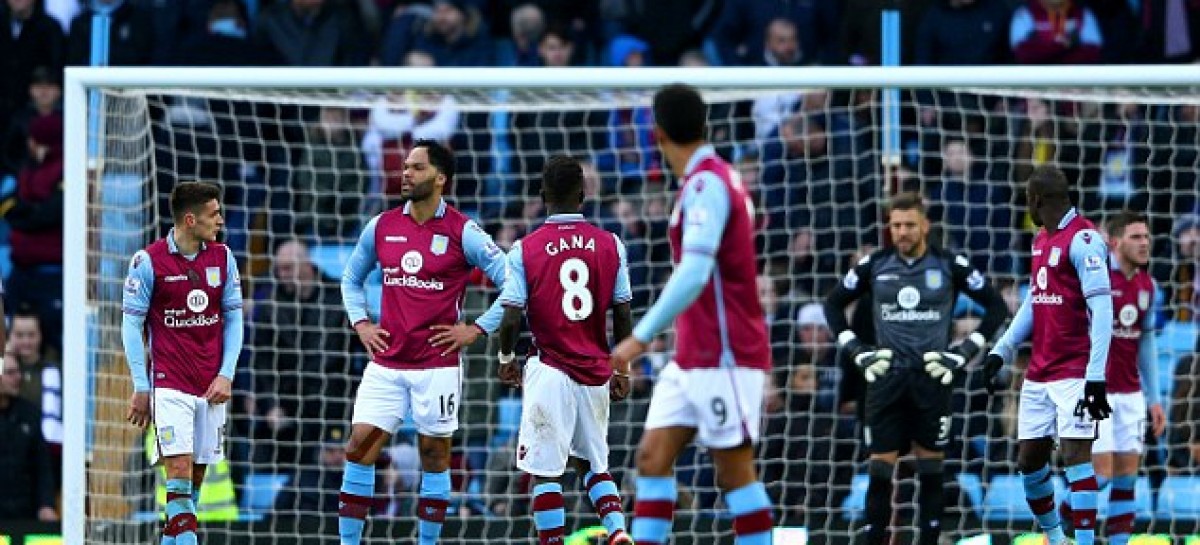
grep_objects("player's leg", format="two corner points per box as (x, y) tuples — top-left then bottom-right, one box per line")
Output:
(517, 357), (578, 545)
(341, 363), (407, 545)
(704, 367), (772, 545)
(190, 394), (228, 512)
(410, 365), (463, 545)
(1016, 380), (1068, 545)
(1056, 379), (1102, 545)
(571, 374), (630, 544)
(1105, 394), (1146, 545)
(910, 378), (954, 545)
(860, 374), (908, 545)
(191, 465), (206, 512)
(632, 362), (696, 545)
(153, 389), (200, 545)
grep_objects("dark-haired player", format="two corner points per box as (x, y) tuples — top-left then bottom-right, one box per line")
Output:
(339, 139), (508, 545)
(122, 181), (244, 545)
(496, 155), (636, 545)
(611, 83), (773, 545)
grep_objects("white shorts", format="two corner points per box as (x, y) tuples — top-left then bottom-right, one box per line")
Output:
(1093, 392), (1146, 454)
(515, 357), (611, 477)
(643, 362), (765, 450)
(351, 362), (461, 437)
(1017, 378), (1097, 441)
(152, 387), (227, 465)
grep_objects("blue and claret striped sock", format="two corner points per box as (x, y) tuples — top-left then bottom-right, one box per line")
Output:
(1022, 464), (1067, 545)
(1065, 462), (1099, 545)
(338, 461), (375, 545)
(632, 476), (676, 545)
(725, 482), (773, 545)
(533, 482), (566, 545)
(163, 479), (198, 545)
(417, 470), (451, 545)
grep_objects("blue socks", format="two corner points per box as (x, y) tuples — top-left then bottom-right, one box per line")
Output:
(163, 479), (197, 545)
(337, 461), (375, 545)
(417, 470), (451, 545)
(1021, 464), (1066, 544)
(726, 482), (773, 545)
(584, 471), (626, 537)
(632, 476), (676, 545)
(1065, 462), (1099, 545)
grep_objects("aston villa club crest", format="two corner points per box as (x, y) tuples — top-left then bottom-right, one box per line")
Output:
(1048, 247), (1062, 267)
(925, 269), (943, 290)
(206, 266), (221, 288)
(430, 234), (449, 256)
(1138, 290), (1150, 310)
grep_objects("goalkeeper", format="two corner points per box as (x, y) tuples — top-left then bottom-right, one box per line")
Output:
(822, 192), (1007, 545)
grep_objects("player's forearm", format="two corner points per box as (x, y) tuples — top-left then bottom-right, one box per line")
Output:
(342, 218), (379, 324)
(631, 252), (715, 343)
(1085, 294), (1113, 382)
(973, 285), (1010, 341)
(220, 309), (244, 379)
(822, 288), (857, 338)
(991, 296), (1033, 364)
(497, 307), (523, 355)
(121, 313), (151, 392)
(1137, 328), (1161, 405)
(612, 302), (634, 344)
(473, 297), (506, 335)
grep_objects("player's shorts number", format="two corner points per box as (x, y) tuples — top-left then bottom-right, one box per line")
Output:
(559, 258), (593, 321)
(711, 398), (727, 426)
(440, 394), (456, 418)
(937, 416), (950, 442)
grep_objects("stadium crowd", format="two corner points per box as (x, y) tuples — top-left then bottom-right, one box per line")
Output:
(0, 0), (1199, 531)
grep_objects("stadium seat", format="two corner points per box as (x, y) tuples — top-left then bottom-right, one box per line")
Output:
(309, 244), (356, 280)
(241, 473), (289, 513)
(1155, 320), (1197, 398)
(982, 475), (1067, 521)
(841, 474), (869, 521)
(1155, 476), (1200, 520)
(957, 473), (984, 509)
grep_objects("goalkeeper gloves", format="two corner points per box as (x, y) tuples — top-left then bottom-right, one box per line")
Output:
(1081, 381), (1112, 420)
(982, 353), (1005, 395)
(838, 331), (892, 383)
(923, 332), (986, 386)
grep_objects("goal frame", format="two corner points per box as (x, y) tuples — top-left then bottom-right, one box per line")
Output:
(63, 64), (1199, 544)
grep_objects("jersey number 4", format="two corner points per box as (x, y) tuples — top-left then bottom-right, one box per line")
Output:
(559, 258), (593, 321)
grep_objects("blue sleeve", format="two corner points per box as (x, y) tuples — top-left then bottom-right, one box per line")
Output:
(1079, 9), (1103, 46)
(342, 215), (380, 325)
(991, 294), (1033, 364)
(680, 173), (731, 255)
(1071, 230), (1113, 381)
(612, 234), (633, 305)
(1010, 7), (1033, 47)
(462, 220), (508, 334)
(632, 251), (716, 343)
(1138, 287), (1161, 405)
(121, 251), (154, 392)
(222, 247), (243, 312)
(497, 241), (527, 309)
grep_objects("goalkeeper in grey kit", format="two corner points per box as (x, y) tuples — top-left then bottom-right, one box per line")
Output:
(822, 193), (1008, 545)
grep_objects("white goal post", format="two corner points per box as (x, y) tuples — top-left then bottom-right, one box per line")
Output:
(64, 65), (1200, 545)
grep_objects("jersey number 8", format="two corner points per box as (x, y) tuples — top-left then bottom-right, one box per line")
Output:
(559, 257), (593, 321)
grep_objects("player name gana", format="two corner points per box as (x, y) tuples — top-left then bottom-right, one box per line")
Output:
(381, 267), (445, 290)
(544, 234), (597, 256)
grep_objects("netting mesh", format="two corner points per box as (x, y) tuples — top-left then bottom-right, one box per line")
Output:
(80, 82), (1200, 544)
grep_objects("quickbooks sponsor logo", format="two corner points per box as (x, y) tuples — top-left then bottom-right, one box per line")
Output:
(383, 272), (444, 291)
(1112, 327), (1142, 340)
(164, 314), (220, 328)
(1031, 293), (1064, 305)
(880, 309), (941, 322)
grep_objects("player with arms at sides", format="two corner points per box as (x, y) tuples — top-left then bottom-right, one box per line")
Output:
(822, 192), (1008, 545)
(1061, 211), (1166, 545)
(339, 139), (507, 545)
(983, 166), (1114, 545)
(122, 182), (244, 545)
(610, 83), (774, 545)
(495, 155), (636, 545)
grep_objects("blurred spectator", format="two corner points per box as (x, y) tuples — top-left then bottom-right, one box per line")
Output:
(378, 1), (434, 65)
(1074, 101), (1151, 215)
(1010, 0), (1102, 64)
(0, 0), (65, 135)
(1086, 0), (1139, 63)
(0, 356), (56, 521)
(914, 0), (1011, 65)
(6, 305), (61, 463)
(596, 36), (664, 181)
(1132, 0), (1200, 63)
(792, 302), (842, 411)
(404, 0), (493, 66)
(606, 33), (647, 66)
(1157, 215), (1200, 322)
(174, 0), (280, 66)
(1168, 354), (1200, 472)
(496, 3), (544, 66)
(925, 137), (1014, 269)
(3, 112), (62, 352)
(779, 227), (839, 301)
(677, 48), (707, 66)
(537, 23), (574, 66)
(67, 0), (155, 66)
(255, 0), (370, 66)
(1009, 97), (1083, 185)
(2, 66), (60, 178)
(840, 0), (933, 65)
(710, 0), (841, 66)
(1148, 104), (1200, 243)
(274, 424), (394, 513)
(291, 106), (367, 242)
(363, 89), (460, 207)
(248, 239), (357, 468)
(758, 274), (793, 367)
(42, 0), (75, 31)
(602, 0), (715, 66)
(759, 18), (802, 67)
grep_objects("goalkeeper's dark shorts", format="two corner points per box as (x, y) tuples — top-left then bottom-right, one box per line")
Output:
(863, 367), (952, 454)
